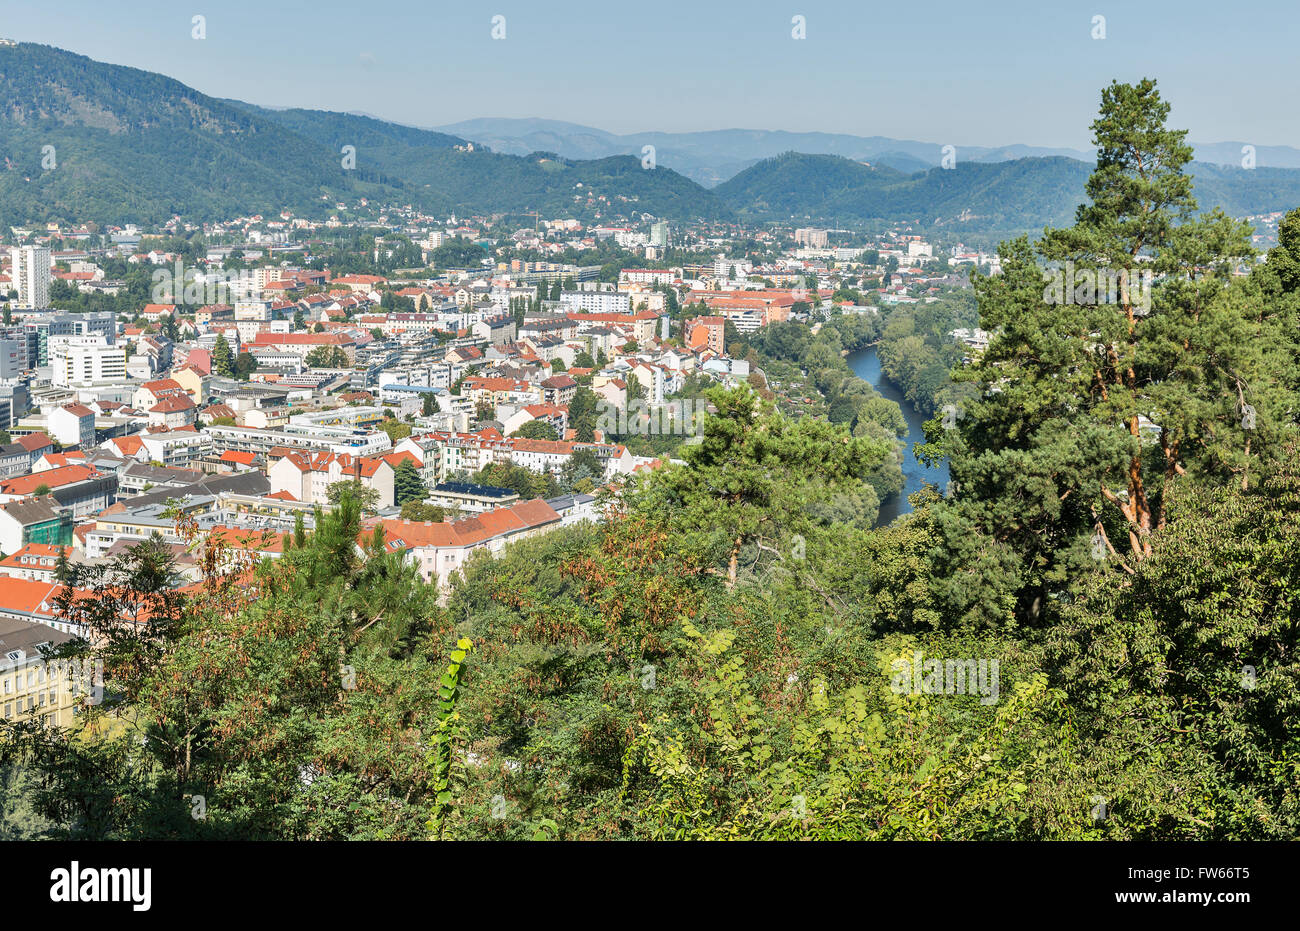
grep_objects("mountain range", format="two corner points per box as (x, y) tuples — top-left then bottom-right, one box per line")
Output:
(433, 118), (1300, 185)
(2, 42), (1299, 234)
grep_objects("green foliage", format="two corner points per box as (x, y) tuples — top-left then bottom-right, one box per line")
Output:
(212, 334), (234, 378)
(511, 420), (559, 441)
(427, 637), (474, 839)
(399, 500), (446, 522)
(393, 459), (426, 506)
(304, 345), (350, 368)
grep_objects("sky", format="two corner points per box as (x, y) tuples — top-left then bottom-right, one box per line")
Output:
(0, 0), (1295, 148)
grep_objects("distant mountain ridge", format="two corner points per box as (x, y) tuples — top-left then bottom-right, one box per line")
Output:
(433, 117), (1300, 185)
(712, 151), (1300, 228)
(1, 43), (1298, 232)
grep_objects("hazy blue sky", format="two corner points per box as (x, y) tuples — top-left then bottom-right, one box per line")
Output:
(0, 0), (1293, 146)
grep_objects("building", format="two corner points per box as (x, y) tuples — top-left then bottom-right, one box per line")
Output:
(0, 497), (74, 554)
(0, 465), (115, 520)
(686, 316), (726, 355)
(268, 450), (396, 508)
(560, 290), (631, 315)
(48, 404), (96, 449)
(140, 430), (213, 468)
(10, 245), (51, 310)
(50, 336), (127, 387)
(425, 481), (520, 513)
(0, 543), (67, 582)
(22, 312), (115, 365)
(373, 498), (563, 591)
(794, 228), (829, 248)
(0, 615), (81, 728)
(148, 394), (197, 430)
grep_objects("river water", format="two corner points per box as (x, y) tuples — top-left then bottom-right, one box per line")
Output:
(846, 346), (950, 525)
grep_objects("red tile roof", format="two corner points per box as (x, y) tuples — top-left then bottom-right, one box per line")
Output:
(0, 465), (100, 496)
(15, 433), (53, 453)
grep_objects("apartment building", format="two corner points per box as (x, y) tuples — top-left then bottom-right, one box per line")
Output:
(374, 498), (563, 592)
(0, 615), (81, 728)
(9, 245), (52, 310)
(50, 336), (127, 387)
(560, 290), (631, 315)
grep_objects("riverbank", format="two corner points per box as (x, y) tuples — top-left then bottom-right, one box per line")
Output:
(846, 346), (950, 525)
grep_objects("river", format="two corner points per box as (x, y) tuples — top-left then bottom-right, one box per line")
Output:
(846, 346), (950, 526)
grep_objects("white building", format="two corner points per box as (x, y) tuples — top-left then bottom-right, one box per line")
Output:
(10, 246), (51, 310)
(560, 290), (631, 315)
(48, 403), (95, 449)
(50, 337), (126, 387)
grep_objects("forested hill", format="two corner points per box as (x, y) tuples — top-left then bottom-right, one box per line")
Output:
(3, 42), (1299, 230)
(0, 43), (729, 226)
(0, 42), (367, 226)
(715, 150), (1300, 229)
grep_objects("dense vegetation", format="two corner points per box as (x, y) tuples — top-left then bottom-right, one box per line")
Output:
(1, 79), (1298, 841)
(875, 290), (979, 418)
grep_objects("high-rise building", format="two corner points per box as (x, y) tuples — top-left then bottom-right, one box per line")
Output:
(650, 221), (671, 248)
(9, 246), (51, 310)
(794, 228), (829, 248)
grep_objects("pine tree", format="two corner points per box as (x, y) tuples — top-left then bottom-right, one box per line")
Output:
(393, 459), (427, 506)
(932, 78), (1270, 625)
(213, 334), (235, 377)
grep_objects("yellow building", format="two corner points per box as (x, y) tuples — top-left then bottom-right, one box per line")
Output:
(0, 617), (84, 729)
(172, 364), (211, 405)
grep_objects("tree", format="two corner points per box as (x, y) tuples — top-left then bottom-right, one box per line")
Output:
(212, 334), (235, 377)
(33, 484), (51, 497)
(1, 492), (450, 840)
(511, 420), (559, 441)
(234, 352), (258, 381)
(380, 419), (412, 444)
(421, 392), (436, 417)
(304, 346), (349, 368)
(637, 385), (890, 587)
(930, 78), (1268, 626)
(327, 480), (380, 514)
(568, 387), (599, 442)
(559, 448), (604, 492)
(313, 322), (325, 333)
(399, 500), (445, 522)
(393, 459), (426, 507)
